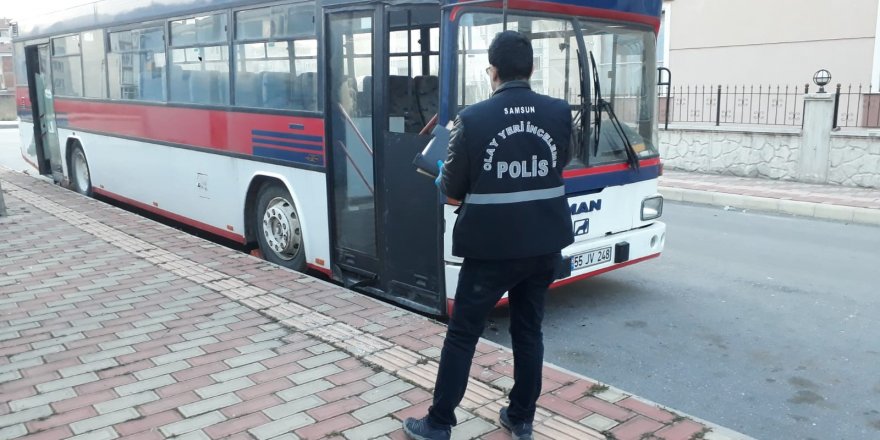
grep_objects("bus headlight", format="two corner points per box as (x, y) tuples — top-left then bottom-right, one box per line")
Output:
(641, 196), (663, 221)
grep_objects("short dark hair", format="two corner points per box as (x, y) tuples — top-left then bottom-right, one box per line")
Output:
(488, 30), (533, 82)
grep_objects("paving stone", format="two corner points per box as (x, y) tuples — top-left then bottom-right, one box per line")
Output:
(581, 413), (619, 432)
(342, 416), (399, 440)
(133, 360), (191, 381)
(0, 404), (54, 427)
(195, 377), (255, 399)
(80, 347), (136, 364)
(276, 379), (335, 402)
(0, 424), (27, 439)
(159, 410), (227, 437)
(248, 413), (315, 440)
(352, 396), (410, 423)
(298, 351), (349, 370)
(263, 395), (325, 420)
(115, 374), (176, 397)
(288, 364), (342, 385)
(152, 348), (205, 365)
(179, 392), (242, 418)
(94, 391), (160, 415)
(360, 379), (414, 404)
(210, 363), (266, 382)
(70, 408), (140, 434)
(37, 372), (100, 393)
(68, 426), (120, 440)
(9, 388), (77, 412)
(224, 350), (277, 368)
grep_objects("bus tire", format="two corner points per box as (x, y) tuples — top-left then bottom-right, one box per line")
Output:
(254, 183), (307, 272)
(69, 144), (93, 197)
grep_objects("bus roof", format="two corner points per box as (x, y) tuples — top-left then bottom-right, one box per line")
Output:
(14, 0), (661, 41)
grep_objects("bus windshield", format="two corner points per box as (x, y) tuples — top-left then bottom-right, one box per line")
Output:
(455, 12), (658, 169)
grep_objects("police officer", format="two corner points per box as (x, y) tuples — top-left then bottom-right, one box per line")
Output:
(403, 30), (574, 440)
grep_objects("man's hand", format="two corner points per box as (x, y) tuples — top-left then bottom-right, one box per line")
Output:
(434, 160), (444, 187)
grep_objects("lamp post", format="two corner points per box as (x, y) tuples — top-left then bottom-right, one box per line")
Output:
(813, 69), (832, 93)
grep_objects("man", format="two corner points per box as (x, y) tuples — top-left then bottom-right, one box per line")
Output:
(403, 30), (574, 440)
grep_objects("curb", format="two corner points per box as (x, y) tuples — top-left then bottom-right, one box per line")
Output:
(659, 186), (880, 227)
(0, 122), (18, 129)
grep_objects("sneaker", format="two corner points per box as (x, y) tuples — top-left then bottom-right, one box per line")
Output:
(402, 416), (451, 440)
(499, 407), (534, 440)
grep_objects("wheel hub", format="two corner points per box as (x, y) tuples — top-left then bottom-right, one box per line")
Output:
(262, 197), (302, 261)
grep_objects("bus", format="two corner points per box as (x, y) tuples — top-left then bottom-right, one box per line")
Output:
(12, 0), (666, 317)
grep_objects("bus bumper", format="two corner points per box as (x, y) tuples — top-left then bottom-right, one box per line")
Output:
(443, 221), (666, 301)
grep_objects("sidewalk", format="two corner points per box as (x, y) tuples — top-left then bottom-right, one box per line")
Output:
(659, 170), (880, 226)
(0, 168), (750, 440)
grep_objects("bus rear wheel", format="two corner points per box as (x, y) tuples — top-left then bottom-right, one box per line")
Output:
(254, 183), (306, 272)
(69, 145), (92, 197)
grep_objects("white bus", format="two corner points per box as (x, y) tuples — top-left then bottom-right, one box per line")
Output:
(13, 0), (666, 316)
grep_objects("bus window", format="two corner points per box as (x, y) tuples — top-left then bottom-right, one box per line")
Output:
(81, 30), (107, 99)
(581, 21), (658, 165)
(51, 35), (84, 97)
(233, 3), (318, 111)
(108, 27), (167, 101)
(386, 6), (440, 134)
(456, 14), (579, 107)
(169, 14), (229, 105)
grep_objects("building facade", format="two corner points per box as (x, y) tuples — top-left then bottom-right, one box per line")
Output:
(0, 18), (14, 120)
(660, 0), (880, 89)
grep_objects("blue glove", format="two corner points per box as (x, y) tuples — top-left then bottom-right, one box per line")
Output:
(434, 160), (444, 187)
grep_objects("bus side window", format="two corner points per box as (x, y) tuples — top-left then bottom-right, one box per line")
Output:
(232, 3), (319, 111)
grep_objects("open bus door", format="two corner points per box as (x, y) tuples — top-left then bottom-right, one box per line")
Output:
(24, 44), (63, 181)
(324, 3), (445, 316)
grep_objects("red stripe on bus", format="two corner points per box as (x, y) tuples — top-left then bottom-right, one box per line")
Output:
(450, 0), (660, 32)
(551, 252), (661, 288)
(52, 99), (326, 156)
(563, 157), (661, 178)
(92, 187), (247, 244)
(307, 263), (333, 276)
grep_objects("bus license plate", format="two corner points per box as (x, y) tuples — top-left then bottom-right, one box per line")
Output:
(570, 247), (612, 271)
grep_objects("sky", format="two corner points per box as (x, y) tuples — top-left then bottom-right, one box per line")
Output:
(2, 0), (97, 21)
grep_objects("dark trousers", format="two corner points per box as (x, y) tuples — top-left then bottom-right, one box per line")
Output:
(427, 253), (559, 427)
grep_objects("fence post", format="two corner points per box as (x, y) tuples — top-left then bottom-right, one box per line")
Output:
(0, 180), (7, 217)
(715, 85), (722, 126)
(832, 84), (841, 129)
(800, 90), (835, 184)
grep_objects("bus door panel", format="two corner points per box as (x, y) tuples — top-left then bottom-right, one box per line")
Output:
(379, 131), (444, 315)
(374, 5), (445, 315)
(326, 8), (381, 279)
(25, 44), (63, 180)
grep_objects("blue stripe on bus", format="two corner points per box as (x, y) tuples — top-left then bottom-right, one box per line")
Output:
(564, 164), (661, 194)
(251, 136), (324, 152)
(251, 130), (323, 144)
(253, 146), (325, 167)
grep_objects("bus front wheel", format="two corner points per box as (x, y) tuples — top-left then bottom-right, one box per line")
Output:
(69, 144), (92, 197)
(254, 183), (307, 272)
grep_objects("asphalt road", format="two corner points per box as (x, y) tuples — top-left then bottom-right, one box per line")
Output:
(2, 126), (878, 439)
(484, 202), (880, 440)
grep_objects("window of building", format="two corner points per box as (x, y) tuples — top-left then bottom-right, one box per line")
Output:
(169, 13), (229, 105)
(51, 35), (84, 97)
(81, 30), (107, 98)
(108, 26), (166, 101)
(233, 2), (319, 111)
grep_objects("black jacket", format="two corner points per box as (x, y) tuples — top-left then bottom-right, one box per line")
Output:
(441, 80), (574, 259)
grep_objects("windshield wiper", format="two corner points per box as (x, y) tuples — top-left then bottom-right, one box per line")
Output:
(588, 51), (640, 170)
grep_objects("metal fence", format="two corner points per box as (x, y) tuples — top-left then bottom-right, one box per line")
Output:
(659, 84), (810, 127)
(833, 84), (880, 129)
